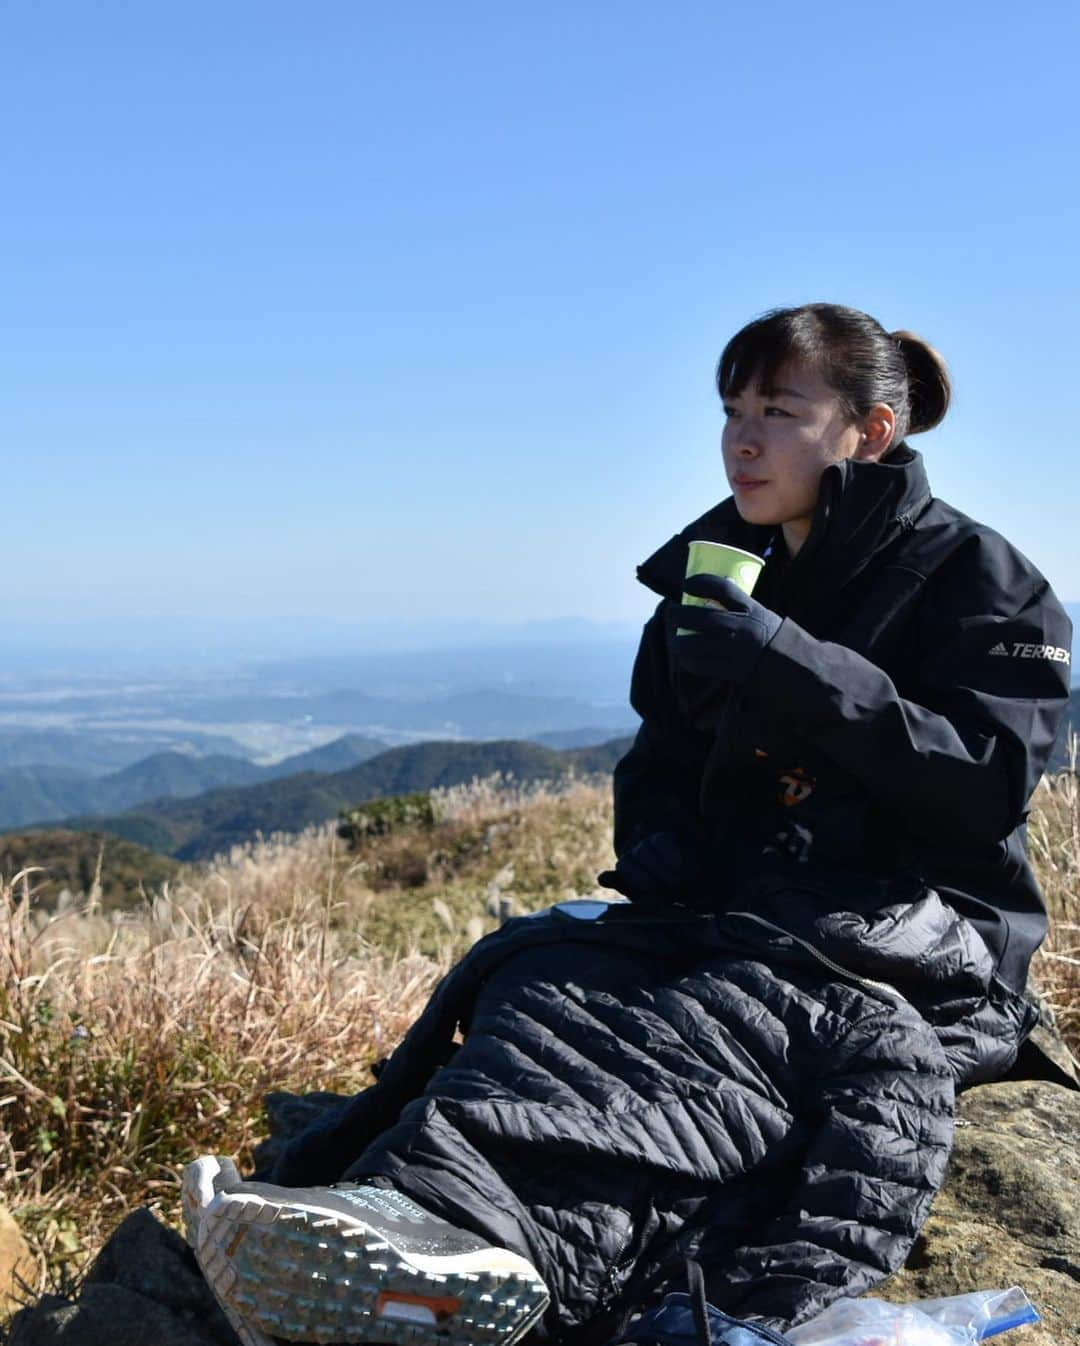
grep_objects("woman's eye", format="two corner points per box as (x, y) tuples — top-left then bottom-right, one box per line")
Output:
(722, 405), (740, 419)
(764, 406), (791, 417)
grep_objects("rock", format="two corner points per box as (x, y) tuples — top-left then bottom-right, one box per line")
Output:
(6, 1210), (235, 1346)
(1013, 975), (1080, 1090)
(887, 1080), (1080, 1345)
(7, 1283), (229, 1345)
(1013, 1021), (1080, 1090)
(0, 1205), (36, 1316)
(83, 1207), (234, 1332)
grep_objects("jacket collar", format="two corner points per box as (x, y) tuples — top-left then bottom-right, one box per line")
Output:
(636, 445), (934, 602)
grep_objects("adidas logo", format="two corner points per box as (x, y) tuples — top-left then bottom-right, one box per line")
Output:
(987, 641), (1071, 664)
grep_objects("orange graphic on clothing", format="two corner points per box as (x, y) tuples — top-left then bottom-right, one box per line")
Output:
(778, 766), (815, 807)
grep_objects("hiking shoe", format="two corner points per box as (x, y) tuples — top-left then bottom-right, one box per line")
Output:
(183, 1155), (280, 1346)
(182, 1153), (242, 1248)
(184, 1157), (550, 1346)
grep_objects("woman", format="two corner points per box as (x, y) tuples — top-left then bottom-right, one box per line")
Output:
(184, 305), (1071, 1346)
(605, 303), (1069, 1031)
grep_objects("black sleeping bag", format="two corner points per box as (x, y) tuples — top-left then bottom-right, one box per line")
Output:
(265, 879), (1025, 1345)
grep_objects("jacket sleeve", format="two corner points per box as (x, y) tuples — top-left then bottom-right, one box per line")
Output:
(613, 603), (710, 857)
(747, 552), (1072, 848)
(702, 1007), (955, 1331)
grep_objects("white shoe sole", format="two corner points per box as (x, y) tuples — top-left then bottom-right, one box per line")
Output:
(182, 1154), (242, 1248)
(194, 1186), (550, 1345)
(183, 1156), (278, 1346)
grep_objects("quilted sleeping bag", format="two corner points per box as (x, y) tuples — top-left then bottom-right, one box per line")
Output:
(265, 877), (1022, 1345)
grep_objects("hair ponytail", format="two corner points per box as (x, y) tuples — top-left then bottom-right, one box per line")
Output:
(718, 304), (953, 444)
(891, 331), (951, 435)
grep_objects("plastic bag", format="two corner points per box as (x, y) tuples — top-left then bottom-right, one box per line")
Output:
(910, 1289), (1039, 1341)
(786, 1287), (1039, 1346)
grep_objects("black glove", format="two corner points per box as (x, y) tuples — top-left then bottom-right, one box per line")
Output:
(675, 574), (783, 683)
(597, 829), (702, 902)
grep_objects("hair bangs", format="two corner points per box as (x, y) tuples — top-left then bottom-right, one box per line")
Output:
(716, 310), (814, 402)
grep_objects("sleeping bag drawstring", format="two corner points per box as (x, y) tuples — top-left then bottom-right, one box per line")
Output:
(686, 1259), (715, 1346)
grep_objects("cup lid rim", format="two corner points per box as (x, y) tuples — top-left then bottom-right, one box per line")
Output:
(686, 540), (764, 566)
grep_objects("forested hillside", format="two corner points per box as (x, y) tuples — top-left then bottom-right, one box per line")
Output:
(31, 736), (634, 861)
(0, 735), (390, 831)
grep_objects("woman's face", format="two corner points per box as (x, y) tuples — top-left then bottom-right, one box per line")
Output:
(721, 361), (889, 554)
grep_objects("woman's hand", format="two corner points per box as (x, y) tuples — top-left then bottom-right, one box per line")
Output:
(597, 829), (702, 902)
(674, 575), (782, 683)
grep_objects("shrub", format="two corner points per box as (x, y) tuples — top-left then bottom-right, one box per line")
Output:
(337, 792), (438, 846)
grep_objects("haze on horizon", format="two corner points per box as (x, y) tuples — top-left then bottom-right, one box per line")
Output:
(4, 2), (1079, 651)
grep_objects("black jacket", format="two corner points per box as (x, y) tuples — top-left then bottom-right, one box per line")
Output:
(614, 445), (1071, 995)
(262, 449), (1065, 1342)
(267, 898), (957, 1342)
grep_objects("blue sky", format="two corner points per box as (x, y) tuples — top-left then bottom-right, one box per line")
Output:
(3, 2), (1079, 648)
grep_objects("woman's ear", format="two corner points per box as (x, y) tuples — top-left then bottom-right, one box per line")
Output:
(854, 403), (897, 461)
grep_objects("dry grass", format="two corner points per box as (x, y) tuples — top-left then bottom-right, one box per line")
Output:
(0, 874), (443, 1296)
(1028, 761), (1080, 1047)
(0, 774), (616, 1304)
(0, 763), (1076, 1313)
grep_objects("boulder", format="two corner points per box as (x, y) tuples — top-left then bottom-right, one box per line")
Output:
(6, 1284), (230, 1346)
(6, 1208), (235, 1346)
(0, 1206), (36, 1316)
(885, 1079), (1080, 1344)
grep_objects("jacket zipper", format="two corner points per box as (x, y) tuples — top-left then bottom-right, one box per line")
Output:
(727, 910), (909, 1007)
(774, 488), (929, 615)
(599, 1231), (639, 1308)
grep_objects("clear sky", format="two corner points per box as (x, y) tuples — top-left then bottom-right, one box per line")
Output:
(3, 1), (1079, 648)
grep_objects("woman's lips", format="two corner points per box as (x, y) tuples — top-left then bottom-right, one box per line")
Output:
(734, 478), (767, 491)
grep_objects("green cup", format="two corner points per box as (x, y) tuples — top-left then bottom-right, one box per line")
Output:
(677, 540), (765, 635)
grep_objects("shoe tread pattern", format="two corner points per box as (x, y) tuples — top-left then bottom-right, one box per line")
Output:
(197, 1198), (549, 1346)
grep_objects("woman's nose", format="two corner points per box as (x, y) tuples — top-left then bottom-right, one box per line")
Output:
(729, 422), (761, 456)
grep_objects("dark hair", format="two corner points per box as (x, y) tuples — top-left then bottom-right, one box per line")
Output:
(716, 303), (951, 441)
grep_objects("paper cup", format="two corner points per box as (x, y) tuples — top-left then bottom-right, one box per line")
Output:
(677, 540), (764, 636)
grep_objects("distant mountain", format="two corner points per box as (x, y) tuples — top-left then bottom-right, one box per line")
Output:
(562, 738), (634, 775)
(0, 728), (254, 776)
(48, 735), (635, 862)
(101, 752), (265, 805)
(528, 726), (639, 750)
(0, 766), (97, 830)
(0, 829), (181, 909)
(0, 752), (260, 830)
(0, 735), (389, 831)
(261, 734), (387, 778)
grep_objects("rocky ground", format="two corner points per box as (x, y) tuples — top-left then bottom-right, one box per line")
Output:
(885, 1073), (1080, 1343)
(870, 1021), (1080, 1345)
(5, 1039), (1079, 1346)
